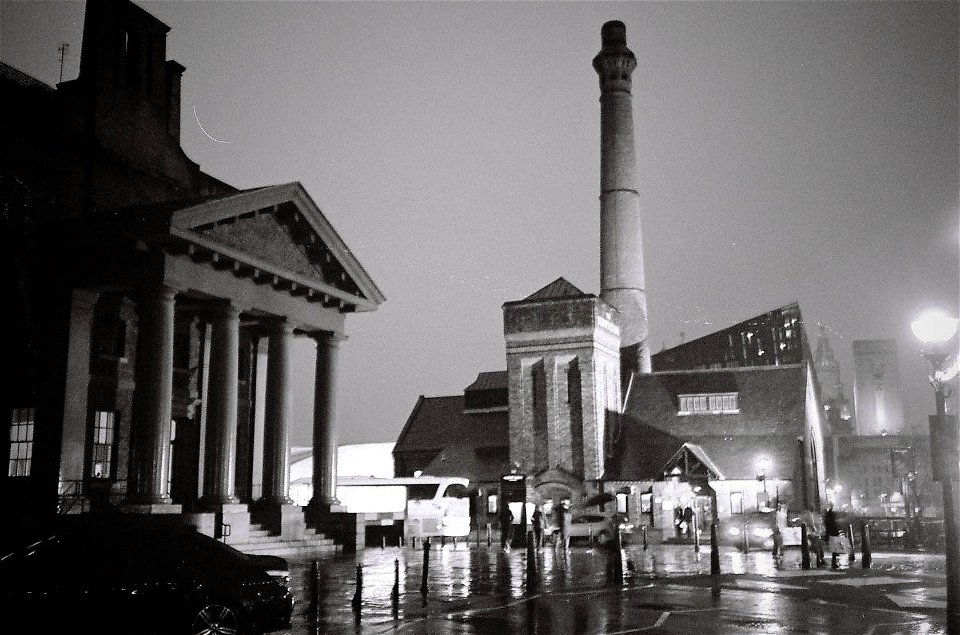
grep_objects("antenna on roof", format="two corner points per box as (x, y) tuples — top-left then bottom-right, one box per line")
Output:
(57, 42), (69, 83)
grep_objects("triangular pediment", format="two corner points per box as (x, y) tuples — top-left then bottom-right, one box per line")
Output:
(164, 183), (385, 312)
(524, 277), (588, 301)
(193, 210), (331, 287)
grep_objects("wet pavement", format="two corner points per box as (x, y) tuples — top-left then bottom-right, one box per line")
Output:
(279, 541), (950, 634)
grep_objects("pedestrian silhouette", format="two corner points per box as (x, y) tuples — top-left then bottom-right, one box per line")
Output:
(532, 506), (544, 549)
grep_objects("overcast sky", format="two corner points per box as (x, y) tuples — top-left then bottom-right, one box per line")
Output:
(3, 1), (957, 446)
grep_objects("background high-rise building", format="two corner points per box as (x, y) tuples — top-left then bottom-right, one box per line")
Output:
(853, 339), (905, 436)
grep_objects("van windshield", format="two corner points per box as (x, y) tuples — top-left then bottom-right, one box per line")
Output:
(407, 484), (440, 501)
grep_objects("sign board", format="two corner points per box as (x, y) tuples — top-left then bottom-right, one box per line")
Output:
(929, 415), (959, 482)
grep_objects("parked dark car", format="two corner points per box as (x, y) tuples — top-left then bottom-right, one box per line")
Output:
(0, 517), (293, 634)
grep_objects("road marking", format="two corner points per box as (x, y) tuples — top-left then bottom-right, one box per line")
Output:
(886, 592), (947, 610)
(821, 576), (921, 587)
(863, 620), (930, 635)
(734, 579), (808, 591)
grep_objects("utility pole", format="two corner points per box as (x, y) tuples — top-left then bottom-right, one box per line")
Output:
(57, 42), (69, 83)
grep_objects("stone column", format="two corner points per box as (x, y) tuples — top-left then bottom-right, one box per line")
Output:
(201, 302), (241, 506)
(310, 331), (345, 509)
(126, 285), (178, 508)
(262, 320), (295, 505)
(59, 289), (100, 488)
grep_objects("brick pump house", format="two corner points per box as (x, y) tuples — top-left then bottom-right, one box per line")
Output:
(2, 0), (384, 545)
(394, 21), (830, 540)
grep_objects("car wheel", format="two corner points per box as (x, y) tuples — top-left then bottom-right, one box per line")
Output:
(595, 530), (611, 546)
(191, 602), (241, 635)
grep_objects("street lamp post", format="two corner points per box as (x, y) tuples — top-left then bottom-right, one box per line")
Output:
(912, 310), (960, 634)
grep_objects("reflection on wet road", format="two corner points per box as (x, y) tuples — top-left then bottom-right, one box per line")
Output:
(282, 543), (949, 634)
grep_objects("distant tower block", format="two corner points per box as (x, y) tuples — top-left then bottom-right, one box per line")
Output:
(852, 339), (905, 436)
(593, 21), (650, 376)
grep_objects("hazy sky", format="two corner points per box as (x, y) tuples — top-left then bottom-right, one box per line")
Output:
(3, 1), (957, 446)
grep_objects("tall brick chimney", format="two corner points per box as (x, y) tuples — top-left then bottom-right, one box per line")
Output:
(593, 21), (651, 376)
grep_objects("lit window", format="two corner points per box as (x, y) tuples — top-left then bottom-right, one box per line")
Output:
(8, 407), (35, 477)
(678, 393), (739, 415)
(487, 494), (498, 514)
(90, 411), (116, 479)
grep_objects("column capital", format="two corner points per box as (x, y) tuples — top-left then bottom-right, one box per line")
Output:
(309, 330), (348, 347)
(204, 300), (242, 321)
(262, 317), (297, 335)
(136, 284), (179, 305)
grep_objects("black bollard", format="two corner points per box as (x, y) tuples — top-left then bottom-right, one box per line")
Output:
(420, 538), (430, 596)
(861, 524), (872, 569)
(487, 523), (492, 547)
(642, 525), (648, 551)
(351, 564), (362, 612)
(477, 527), (481, 548)
(441, 535), (446, 548)
(710, 523), (721, 576)
(847, 524), (856, 564)
(694, 523), (701, 553)
(453, 536), (458, 548)
(800, 523), (811, 570)
(526, 530), (537, 592)
(391, 558), (400, 603)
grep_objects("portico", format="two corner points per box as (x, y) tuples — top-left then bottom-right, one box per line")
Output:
(53, 183), (383, 542)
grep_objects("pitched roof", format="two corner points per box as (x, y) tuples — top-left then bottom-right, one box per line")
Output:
(394, 395), (509, 453)
(464, 371), (507, 392)
(0, 61), (54, 92)
(524, 277), (588, 301)
(618, 366), (809, 480)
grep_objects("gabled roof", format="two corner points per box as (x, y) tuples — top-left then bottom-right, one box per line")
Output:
(523, 277), (588, 301)
(619, 365), (809, 480)
(0, 61), (54, 92)
(394, 395), (510, 480)
(608, 415), (725, 481)
(72, 182), (385, 313)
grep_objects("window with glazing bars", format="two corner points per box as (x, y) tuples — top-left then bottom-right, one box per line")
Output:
(677, 393), (739, 414)
(90, 411), (116, 479)
(8, 407), (35, 477)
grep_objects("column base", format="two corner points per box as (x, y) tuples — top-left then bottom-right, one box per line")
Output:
(256, 502), (306, 540)
(204, 503), (250, 543)
(119, 503), (183, 514)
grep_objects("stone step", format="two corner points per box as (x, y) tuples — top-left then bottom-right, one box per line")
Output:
(234, 538), (339, 557)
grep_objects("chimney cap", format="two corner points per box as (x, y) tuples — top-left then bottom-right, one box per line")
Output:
(601, 21), (627, 47)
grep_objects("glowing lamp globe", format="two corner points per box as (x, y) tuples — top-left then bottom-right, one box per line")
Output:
(911, 311), (959, 344)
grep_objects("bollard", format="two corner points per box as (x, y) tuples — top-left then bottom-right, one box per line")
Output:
(861, 524), (872, 569)
(391, 558), (400, 603)
(420, 538), (430, 596)
(710, 523), (721, 597)
(351, 564), (363, 612)
(477, 527), (481, 547)
(800, 523), (811, 570)
(487, 523), (492, 547)
(453, 536), (458, 548)
(694, 523), (701, 553)
(642, 525), (648, 551)
(526, 530), (537, 592)
(847, 524), (856, 564)
(441, 535), (446, 548)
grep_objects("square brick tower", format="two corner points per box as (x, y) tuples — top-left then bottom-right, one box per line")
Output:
(503, 278), (622, 502)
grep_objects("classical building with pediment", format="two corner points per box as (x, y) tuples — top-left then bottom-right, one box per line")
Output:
(2, 0), (383, 547)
